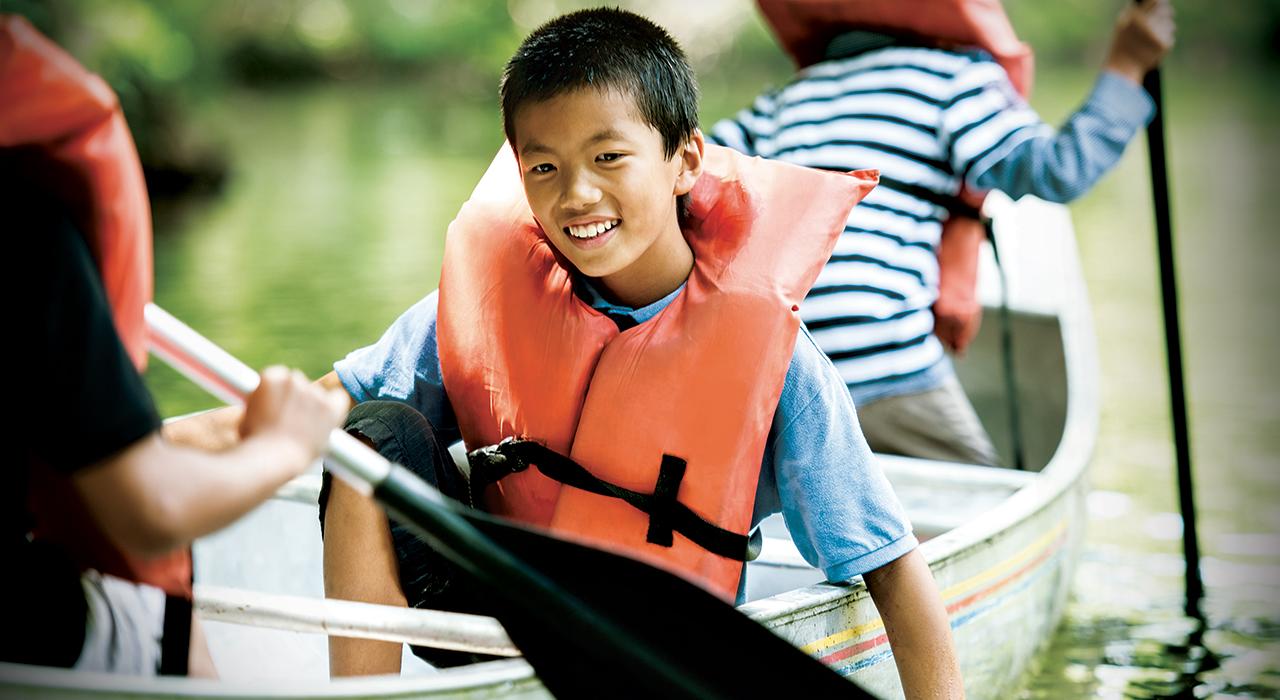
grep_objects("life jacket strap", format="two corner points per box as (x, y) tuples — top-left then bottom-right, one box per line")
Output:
(467, 439), (752, 562)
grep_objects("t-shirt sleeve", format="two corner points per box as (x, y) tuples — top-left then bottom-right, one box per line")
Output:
(332, 291), (461, 444)
(768, 326), (917, 582)
(24, 203), (161, 473)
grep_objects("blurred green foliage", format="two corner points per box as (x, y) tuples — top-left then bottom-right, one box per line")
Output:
(2, 0), (1273, 195)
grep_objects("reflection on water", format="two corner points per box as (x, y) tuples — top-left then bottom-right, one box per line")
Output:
(145, 69), (1279, 696)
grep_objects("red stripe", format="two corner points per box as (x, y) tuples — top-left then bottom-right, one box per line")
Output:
(820, 633), (890, 665)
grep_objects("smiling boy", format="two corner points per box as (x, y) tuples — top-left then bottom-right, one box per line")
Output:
(168, 7), (963, 696)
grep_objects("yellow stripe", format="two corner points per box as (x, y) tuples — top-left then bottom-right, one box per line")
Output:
(939, 521), (1067, 603)
(799, 520), (1067, 655)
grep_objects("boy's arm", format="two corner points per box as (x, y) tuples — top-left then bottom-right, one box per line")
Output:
(864, 550), (965, 699)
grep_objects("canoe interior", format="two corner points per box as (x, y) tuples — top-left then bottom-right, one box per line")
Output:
(955, 308), (1068, 474)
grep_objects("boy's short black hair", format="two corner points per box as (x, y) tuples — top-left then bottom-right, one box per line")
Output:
(500, 7), (700, 159)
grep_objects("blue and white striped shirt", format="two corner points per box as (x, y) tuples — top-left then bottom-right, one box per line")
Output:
(710, 46), (1152, 404)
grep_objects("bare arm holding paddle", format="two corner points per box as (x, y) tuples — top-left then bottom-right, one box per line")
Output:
(79, 367), (349, 555)
(164, 370), (351, 453)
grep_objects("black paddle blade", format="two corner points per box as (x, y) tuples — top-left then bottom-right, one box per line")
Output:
(375, 469), (870, 700)
(467, 513), (870, 699)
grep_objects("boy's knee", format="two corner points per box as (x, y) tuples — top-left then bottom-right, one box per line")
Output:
(319, 400), (461, 533)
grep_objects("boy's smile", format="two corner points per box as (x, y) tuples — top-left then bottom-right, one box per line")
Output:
(513, 87), (703, 307)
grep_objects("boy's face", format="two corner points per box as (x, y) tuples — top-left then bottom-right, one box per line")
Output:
(513, 88), (703, 300)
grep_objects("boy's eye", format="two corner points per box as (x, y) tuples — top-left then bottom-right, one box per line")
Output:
(597, 152), (622, 163)
(531, 163), (556, 174)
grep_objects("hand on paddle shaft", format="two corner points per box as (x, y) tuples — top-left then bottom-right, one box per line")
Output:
(238, 365), (350, 474)
(145, 304), (871, 699)
(1105, 0), (1176, 85)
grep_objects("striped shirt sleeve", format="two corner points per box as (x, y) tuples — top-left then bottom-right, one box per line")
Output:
(941, 58), (1046, 187)
(972, 71), (1154, 203)
(708, 91), (781, 157)
(943, 60), (1155, 204)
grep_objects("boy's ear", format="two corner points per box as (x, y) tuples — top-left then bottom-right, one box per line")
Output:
(673, 130), (705, 197)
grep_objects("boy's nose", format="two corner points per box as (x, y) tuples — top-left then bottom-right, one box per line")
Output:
(561, 169), (603, 210)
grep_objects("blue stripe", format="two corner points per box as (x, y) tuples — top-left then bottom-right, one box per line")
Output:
(945, 84), (986, 109)
(774, 139), (950, 173)
(845, 363), (936, 389)
(858, 201), (942, 224)
(802, 61), (956, 85)
(804, 307), (923, 332)
(783, 86), (946, 110)
(949, 106), (1002, 143)
(777, 111), (936, 137)
(832, 648), (896, 676)
(827, 254), (927, 284)
(960, 125), (1027, 181)
(826, 333), (931, 362)
(841, 225), (935, 252)
(807, 284), (908, 301)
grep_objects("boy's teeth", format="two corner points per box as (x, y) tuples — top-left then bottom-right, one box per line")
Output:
(566, 219), (619, 239)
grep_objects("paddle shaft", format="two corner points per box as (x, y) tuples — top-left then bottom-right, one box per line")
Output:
(143, 303), (725, 698)
(1140, 66), (1204, 618)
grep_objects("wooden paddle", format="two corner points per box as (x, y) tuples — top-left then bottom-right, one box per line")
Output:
(145, 303), (873, 699)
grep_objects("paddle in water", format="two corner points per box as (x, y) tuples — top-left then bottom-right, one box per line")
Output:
(145, 303), (873, 699)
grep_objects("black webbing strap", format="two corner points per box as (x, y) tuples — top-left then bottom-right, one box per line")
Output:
(983, 216), (1026, 470)
(158, 594), (191, 676)
(876, 175), (983, 220)
(467, 439), (751, 562)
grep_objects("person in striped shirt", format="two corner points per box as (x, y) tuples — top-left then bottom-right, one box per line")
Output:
(710, 0), (1175, 465)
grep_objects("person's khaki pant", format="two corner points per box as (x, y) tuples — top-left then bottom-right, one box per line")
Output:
(856, 375), (1000, 466)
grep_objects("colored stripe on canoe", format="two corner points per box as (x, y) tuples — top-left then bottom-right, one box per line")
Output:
(800, 520), (1070, 673)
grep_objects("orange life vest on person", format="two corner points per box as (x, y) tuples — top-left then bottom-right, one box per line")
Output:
(755, 0), (1035, 355)
(437, 144), (876, 599)
(1, 15), (190, 598)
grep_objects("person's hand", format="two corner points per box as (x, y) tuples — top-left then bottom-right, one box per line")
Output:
(933, 294), (982, 357)
(1104, 0), (1176, 85)
(238, 366), (350, 471)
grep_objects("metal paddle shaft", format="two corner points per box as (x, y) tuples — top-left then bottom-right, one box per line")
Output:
(1141, 66), (1204, 619)
(144, 303), (869, 698)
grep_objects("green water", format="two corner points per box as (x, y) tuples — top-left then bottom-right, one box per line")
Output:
(144, 67), (1279, 697)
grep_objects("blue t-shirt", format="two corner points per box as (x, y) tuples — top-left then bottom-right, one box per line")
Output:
(335, 280), (918, 587)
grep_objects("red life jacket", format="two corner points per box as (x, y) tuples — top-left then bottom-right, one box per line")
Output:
(2, 15), (190, 597)
(756, 0), (1033, 95)
(755, 0), (1036, 354)
(437, 144), (876, 599)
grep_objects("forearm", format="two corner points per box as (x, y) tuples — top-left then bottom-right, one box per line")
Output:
(864, 550), (964, 699)
(972, 72), (1153, 204)
(162, 404), (246, 452)
(77, 433), (314, 555)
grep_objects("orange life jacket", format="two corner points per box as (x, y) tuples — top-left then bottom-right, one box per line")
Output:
(2, 15), (190, 598)
(437, 144), (876, 599)
(755, 0), (1034, 354)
